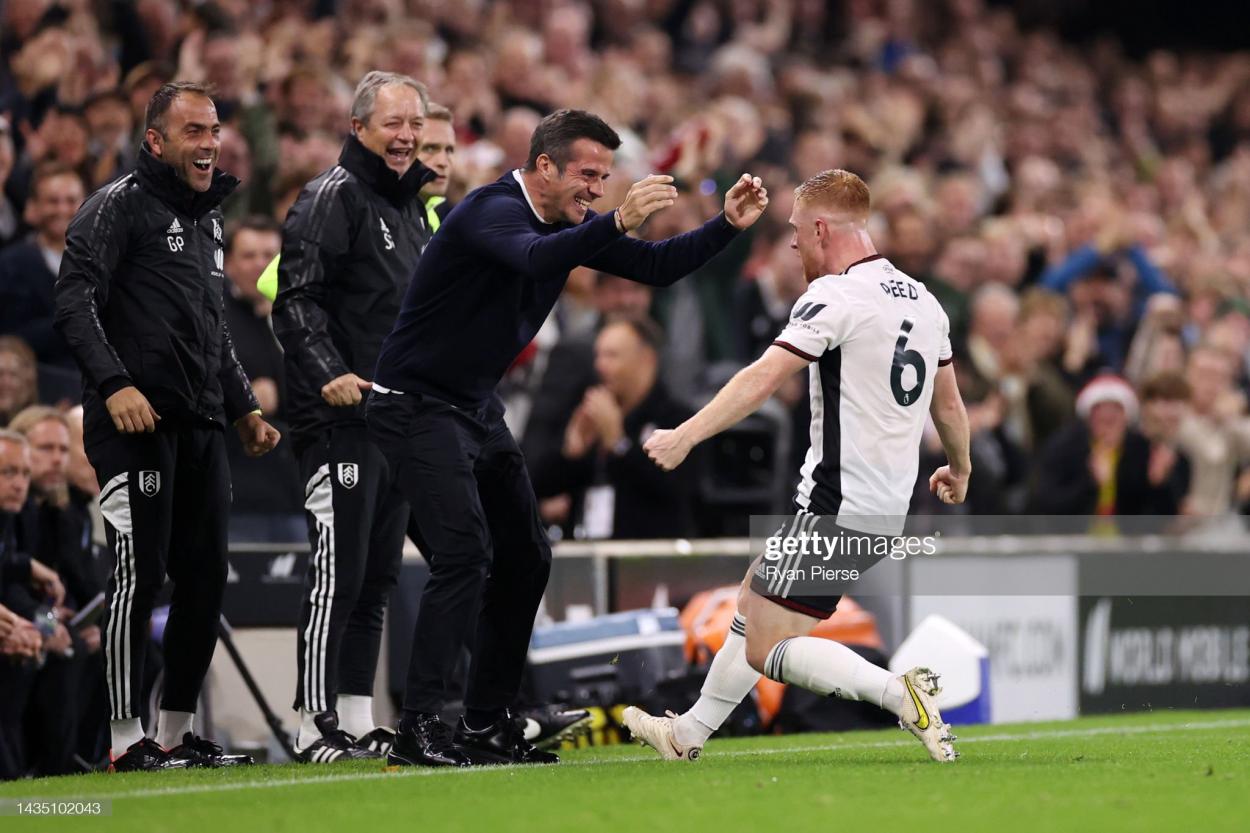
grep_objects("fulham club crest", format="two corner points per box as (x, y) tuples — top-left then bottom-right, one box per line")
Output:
(337, 463), (359, 489)
(139, 470), (161, 497)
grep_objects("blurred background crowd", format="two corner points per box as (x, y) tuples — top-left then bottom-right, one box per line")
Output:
(3, 0), (1250, 559)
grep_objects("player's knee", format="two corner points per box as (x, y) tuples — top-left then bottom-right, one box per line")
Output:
(744, 636), (774, 675)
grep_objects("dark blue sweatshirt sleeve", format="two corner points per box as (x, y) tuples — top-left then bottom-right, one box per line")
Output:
(584, 212), (740, 287)
(470, 197), (625, 280)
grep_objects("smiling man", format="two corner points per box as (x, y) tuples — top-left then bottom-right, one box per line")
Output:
(368, 108), (768, 768)
(271, 71), (437, 764)
(417, 102), (456, 231)
(53, 81), (280, 772)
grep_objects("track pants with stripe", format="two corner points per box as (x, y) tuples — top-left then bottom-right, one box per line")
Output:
(366, 390), (551, 715)
(88, 426), (230, 721)
(293, 425), (409, 712)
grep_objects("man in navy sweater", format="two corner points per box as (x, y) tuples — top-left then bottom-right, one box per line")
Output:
(369, 109), (767, 767)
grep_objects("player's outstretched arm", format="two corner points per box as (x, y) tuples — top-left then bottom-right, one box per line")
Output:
(644, 345), (807, 470)
(928, 363), (972, 504)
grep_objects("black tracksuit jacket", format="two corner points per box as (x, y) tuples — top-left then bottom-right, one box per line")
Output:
(271, 135), (435, 449)
(54, 145), (258, 445)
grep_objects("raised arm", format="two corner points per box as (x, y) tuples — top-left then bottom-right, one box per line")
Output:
(586, 174), (767, 287)
(644, 345), (807, 470)
(927, 363), (971, 504)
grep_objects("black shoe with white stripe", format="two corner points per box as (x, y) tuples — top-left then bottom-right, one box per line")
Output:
(296, 712), (381, 763)
(355, 727), (395, 757)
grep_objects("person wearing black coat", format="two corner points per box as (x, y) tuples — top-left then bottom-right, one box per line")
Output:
(531, 316), (698, 539)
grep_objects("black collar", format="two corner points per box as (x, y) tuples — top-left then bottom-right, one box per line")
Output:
(841, 254), (887, 274)
(338, 134), (435, 205)
(134, 143), (239, 219)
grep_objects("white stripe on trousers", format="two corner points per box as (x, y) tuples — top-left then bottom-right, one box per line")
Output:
(99, 473), (136, 720)
(302, 467), (336, 711)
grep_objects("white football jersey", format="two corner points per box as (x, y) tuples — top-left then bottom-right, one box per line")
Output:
(773, 255), (952, 534)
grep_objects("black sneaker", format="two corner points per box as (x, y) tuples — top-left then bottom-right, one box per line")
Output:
(297, 712), (380, 763)
(356, 727), (396, 757)
(110, 738), (190, 772)
(517, 705), (593, 750)
(169, 733), (256, 767)
(388, 713), (473, 768)
(456, 710), (560, 765)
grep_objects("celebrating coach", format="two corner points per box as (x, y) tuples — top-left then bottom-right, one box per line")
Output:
(271, 71), (436, 763)
(54, 82), (280, 772)
(368, 108), (768, 767)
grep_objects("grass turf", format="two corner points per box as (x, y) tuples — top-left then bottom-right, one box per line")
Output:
(1, 709), (1245, 832)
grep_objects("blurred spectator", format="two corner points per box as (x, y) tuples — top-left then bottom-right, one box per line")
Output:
(1032, 375), (1183, 517)
(1137, 372), (1194, 516)
(0, 115), (18, 247)
(221, 216), (283, 417)
(522, 272), (656, 473)
(531, 317), (696, 539)
(0, 336), (38, 424)
(1176, 345), (1250, 517)
(7, 406), (104, 776)
(0, 162), (85, 370)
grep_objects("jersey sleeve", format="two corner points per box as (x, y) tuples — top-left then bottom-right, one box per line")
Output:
(771, 285), (854, 361)
(937, 304), (953, 366)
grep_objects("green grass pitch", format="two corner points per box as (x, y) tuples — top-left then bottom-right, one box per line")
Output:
(2, 709), (1245, 832)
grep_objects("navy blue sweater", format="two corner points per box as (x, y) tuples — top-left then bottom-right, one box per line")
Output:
(373, 171), (740, 408)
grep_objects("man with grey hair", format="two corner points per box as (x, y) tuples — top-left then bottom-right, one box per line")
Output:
(272, 70), (437, 763)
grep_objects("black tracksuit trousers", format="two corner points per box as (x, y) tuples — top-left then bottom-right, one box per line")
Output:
(366, 389), (551, 715)
(293, 424), (409, 712)
(88, 425), (230, 721)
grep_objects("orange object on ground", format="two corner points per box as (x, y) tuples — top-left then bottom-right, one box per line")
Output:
(681, 585), (884, 728)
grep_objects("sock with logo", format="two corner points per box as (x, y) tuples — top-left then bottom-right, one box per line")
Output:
(673, 613), (759, 747)
(110, 718), (145, 758)
(155, 710), (195, 749)
(763, 637), (905, 716)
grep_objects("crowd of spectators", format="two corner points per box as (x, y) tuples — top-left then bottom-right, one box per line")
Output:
(3, 0), (1250, 553)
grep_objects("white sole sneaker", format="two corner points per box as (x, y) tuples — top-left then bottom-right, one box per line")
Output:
(897, 667), (959, 763)
(621, 707), (701, 761)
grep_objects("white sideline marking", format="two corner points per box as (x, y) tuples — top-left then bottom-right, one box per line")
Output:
(82, 718), (1250, 800)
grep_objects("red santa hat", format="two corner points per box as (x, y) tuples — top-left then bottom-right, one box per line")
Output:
(1075, 373), (1139, 423)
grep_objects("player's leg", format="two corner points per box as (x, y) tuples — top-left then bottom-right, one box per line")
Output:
(88, 430), (178, 769)
(336, 447), (409, 751)
(159, 427), (252, 766)
(291, 427), (382, 761)
(624, 564), (761, 760)
(455, 421), (555, 764)
(742, 585), (957, 763)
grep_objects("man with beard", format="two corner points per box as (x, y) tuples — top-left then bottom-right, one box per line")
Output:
(54, 82), (280, 771)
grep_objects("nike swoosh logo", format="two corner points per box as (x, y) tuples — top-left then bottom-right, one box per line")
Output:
(667, 737), (685, 758)
(903, 676), (929, 730)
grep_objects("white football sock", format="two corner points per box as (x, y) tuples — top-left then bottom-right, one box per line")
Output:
(155, 710), (195, 749)
(296, 708), (322, 751)
(110, 718), (144, 757)
(673, 613), (759, 747)
(764, 637), (905, 716)
(337, 694), (375, 739)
